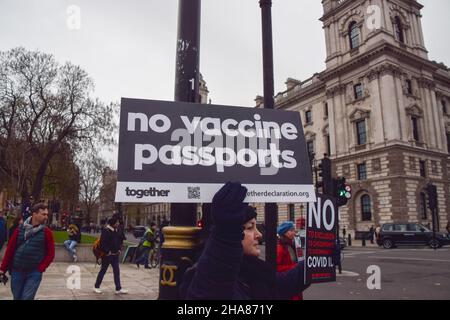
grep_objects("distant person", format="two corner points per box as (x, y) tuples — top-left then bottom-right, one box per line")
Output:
(135, 223), (157, 269)
(342, 226), (347, 239)
(446, 222), (450, 235)
(93, 216), (128, 294)
(0, 203), (55, 300)
(64, 224), (81, 262)
(0, 210), (7, 252)
(369, 225), (375, 244)
(375, 226), (381, 242)
(276, 221), (303, 300)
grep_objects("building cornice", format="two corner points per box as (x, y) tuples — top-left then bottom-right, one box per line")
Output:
(331, 144), (450, 163)
(320, 41), (442, 82)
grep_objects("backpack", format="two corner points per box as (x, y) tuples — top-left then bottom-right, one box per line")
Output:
(92, 238), (105, 265)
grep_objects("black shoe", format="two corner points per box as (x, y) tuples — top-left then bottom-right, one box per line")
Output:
(136, 263), (140, 269)
(144, 266), (151, 269)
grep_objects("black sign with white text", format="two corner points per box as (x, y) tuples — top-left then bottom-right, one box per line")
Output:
(115, 98), (314, 203)
(305, 194), (337, 284)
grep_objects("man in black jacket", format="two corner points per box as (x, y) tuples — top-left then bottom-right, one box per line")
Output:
(93, 216), (128, 294)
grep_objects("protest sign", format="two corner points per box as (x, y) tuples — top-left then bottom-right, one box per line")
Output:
(305, 194), (338, 284)
(115, 98), (315, 203)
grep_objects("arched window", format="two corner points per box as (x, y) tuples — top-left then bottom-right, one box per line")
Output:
(394, 16), (404, 43)
(349, 22), (360, 49)
(361, 195), (372, 221)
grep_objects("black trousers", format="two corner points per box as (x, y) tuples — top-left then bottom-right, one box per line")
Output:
(95, 255), (121, 291)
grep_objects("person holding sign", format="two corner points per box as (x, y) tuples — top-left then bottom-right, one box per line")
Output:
(180, 182), (309, 300)
(276, 221), (303, 300)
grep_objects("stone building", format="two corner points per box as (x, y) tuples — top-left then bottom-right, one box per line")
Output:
(257, 0), (450, 236)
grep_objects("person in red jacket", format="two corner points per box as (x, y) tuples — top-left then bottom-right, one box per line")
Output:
(0, 203), (55, 300)
(277, 221), (303, 300)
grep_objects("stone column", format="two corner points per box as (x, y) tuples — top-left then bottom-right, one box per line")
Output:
(379, 71), (401, 142)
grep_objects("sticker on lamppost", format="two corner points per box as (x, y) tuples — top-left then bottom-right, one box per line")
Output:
(115, 98), (315, 203)
(305, 194), (338, 284)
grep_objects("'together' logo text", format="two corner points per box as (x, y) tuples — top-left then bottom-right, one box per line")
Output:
(126, 187), (170, 198)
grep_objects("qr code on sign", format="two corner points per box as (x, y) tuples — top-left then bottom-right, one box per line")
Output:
(188, 187), (200, 199)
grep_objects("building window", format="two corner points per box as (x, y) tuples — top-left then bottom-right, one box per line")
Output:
(419, 192), (427, 220)
(356, 120), (367, 145)
(357, 163), (367, 180)
(326, 135), (331, 156)
(361, 195), (372, 221)
(354, 83), (363, 100)
(324, 102), (329, 117)
(307, 141), (315, 160)
(419, 160), (426, 177)
(288, 204), (295, 222)
(406, 79), (413, 95)
(442, 100), (447, 115)
(394, 16), (404, 43)
(305, 110), (312, 124)
(349, 21), (360, 49)
(411, 117), (420, 141)
(447, 133), (450, 154)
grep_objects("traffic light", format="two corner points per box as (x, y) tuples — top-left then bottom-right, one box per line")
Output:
(427, 184), (437, 210)
(335, 177), (352, 207)
(318, 157), (332, 195)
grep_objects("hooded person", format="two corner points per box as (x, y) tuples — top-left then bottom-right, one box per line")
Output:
(276, 221), (303, 300)
(93, 216), (128, 294)
(179, 182), (308, 300)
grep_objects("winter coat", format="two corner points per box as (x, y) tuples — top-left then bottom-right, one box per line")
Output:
(179, 228), (308, 300)
(68, 226), (81, 243)
(99, 225), (123, 255)
(0, 225), (55, 273)
(277, 238), (302, 300)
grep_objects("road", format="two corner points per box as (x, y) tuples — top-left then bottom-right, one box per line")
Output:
(304, 246), (450, 300)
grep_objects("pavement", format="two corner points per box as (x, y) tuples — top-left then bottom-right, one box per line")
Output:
(0, 262), (159, 300)
(2, 241), (448, 300)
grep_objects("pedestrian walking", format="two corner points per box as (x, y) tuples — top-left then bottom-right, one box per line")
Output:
(180, 182), (309, 300)
(64, 224), (81, 262)
(135, 222), (157, 269)
(93, 216), (128, 294)
(342, 226), (347, 239)
(369, 225), (375, 244)
(0, 210), (7, 252)
(277, 221), (303, 300)
(0, 203), (55, 300)
(446, 222), (450, 235)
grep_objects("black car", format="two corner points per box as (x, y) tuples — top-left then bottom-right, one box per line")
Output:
(132, 226), (147, 238)
(377, 223), (450, 249)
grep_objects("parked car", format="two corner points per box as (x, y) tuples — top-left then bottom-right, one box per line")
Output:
(132, 225), (147, 238)
(377, 223), (450, 249)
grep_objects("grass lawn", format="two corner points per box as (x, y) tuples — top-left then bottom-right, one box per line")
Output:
(52, 231), (98, 244)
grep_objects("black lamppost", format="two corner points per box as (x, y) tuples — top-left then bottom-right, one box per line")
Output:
(259, 0), (278, 269)
(159, 0), (203, 300)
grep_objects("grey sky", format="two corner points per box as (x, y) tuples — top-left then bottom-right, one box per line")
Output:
(1, 0), (449, 166)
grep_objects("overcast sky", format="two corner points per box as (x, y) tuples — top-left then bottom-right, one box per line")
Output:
(1, 0), (449, 166)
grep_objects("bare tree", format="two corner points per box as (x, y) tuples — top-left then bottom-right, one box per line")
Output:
(79, 155), (106, 225)
(0, 47), (116, 201)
